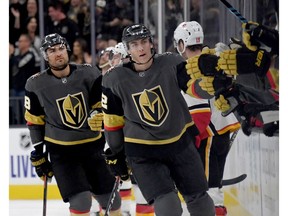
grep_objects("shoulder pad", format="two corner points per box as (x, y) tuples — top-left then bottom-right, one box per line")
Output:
(163, 52), (173, 56)
(30, 72), (42, 80)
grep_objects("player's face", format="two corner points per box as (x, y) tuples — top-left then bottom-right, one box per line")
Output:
(46, 44), (69, 69)
(110, 53), (122, 66)
(128, 38), (153, 65)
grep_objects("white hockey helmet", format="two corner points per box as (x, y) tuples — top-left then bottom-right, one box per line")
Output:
(114, 42), (128, 59)
(173, 21), (204, 54)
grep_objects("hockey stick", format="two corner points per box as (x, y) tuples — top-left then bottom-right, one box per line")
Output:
(228, 129), (239, 152)
(222, 173), (247, 186)
(104, 176), (121, 216)
(43, 175), (48, 216)
(221, 129), (247, 186)
(218, 0), (248, 23)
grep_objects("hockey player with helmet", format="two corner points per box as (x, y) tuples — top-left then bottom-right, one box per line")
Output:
(185, 21), (279, 137)
(99, 23), (215, 216)
(98, 46), (116, 75)
(173, 21), (240, 216)
(109, 41), (155, 216)
(24, 33), (121, 216)
(108, 42), (130, 67)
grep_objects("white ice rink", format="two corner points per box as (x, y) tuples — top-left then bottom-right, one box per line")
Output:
(9, 199), (190, 216)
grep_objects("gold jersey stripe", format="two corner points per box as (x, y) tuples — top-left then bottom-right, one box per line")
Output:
(44, 133), (102, 145)
(24, 110), (45, 125)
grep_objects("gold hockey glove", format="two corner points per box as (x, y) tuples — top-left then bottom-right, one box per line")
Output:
(30, 150), (53, 181)
(214, 95), (231, 112)
(218, 47), (271, 77)
(198, 75), (232, 96)
(88, 111), (104, 131)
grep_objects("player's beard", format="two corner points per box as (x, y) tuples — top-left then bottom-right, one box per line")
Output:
(49, 59), (69, 71)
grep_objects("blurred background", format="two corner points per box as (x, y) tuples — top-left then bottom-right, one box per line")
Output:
(9, 0), (279, 126)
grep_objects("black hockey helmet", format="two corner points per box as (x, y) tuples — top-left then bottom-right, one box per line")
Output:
(122, 24), (153, 50)
(40, 33), (71, 61)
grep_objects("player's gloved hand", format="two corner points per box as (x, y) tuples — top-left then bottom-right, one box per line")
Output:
(186, 47), (220, 79)
(218, 46), (271, 77)
(88, 110), (103, 131)
(198, 75), (232, 96)
(30, 150), (53, 181)
(104, 148), (130, 181)
(242, 21), (279, 55)
(214, 95), (231, 112)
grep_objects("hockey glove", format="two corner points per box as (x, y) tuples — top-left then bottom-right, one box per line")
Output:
(104, 148), (130, 181)
(88, 110), (104, 131)
(218, 47), (271, 77)
(242, 21), (279, 55)
(214, 84), (243, 117)
(198, 75), (232, 96)
(30, 150), (53, 181)
(186, 46), (220, 80)
(214, 95), (231, 112)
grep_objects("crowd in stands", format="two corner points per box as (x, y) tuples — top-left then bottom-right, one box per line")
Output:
(9, 0), (136, 97)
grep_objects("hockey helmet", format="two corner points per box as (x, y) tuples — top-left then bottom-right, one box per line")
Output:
(122, 24), (153, 50)
(40, 33), (71, 61)
(173, 21), (204, 54)
(111, 42), (128, 59)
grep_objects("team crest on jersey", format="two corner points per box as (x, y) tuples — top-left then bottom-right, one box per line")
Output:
(56, 92), (87, 129)
(132, 85), (169, 126)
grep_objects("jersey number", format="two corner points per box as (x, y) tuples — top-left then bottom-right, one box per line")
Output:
(24, 96), (31, 110)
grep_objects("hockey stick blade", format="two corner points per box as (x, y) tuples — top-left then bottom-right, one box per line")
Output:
(222, 174), (247, 186)
(104, 176), (121, 216)
(218, 0), (248, 23)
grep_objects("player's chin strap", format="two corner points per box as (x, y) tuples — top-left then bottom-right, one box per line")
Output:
(99, 61), (110, 69)
(130, 48), (156, 65)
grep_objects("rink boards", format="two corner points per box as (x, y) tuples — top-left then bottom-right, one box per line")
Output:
(9, 127), (279, 215)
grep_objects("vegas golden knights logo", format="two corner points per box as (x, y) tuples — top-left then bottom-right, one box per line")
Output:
(56, 93), (87, 129)
(132, 85), (169, 126)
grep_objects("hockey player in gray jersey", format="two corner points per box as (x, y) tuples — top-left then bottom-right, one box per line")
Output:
(100, 24), (215, 216)
(24, 33), (121, 216)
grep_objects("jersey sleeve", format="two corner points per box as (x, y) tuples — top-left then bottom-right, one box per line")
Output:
(102, 74), (125, 154)
(24, 78), (45, 152)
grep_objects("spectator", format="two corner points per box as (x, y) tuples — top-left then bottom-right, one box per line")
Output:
(70, 37), (92, 64)
(25, 0), (39, 31)
(9, 0), (26, 45)
(66, 0), (89, 37)
(24, 16), (41, 69)
(46, 0), (80, 49)
(96, 0), (119, 46)
(10, 33), (38, 97)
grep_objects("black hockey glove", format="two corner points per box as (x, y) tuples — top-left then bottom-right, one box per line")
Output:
(104, 148), (130, 181)
(242, 21), (279, 55)
(218, 46), (271, 77)
(30, 150), (53, 181)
